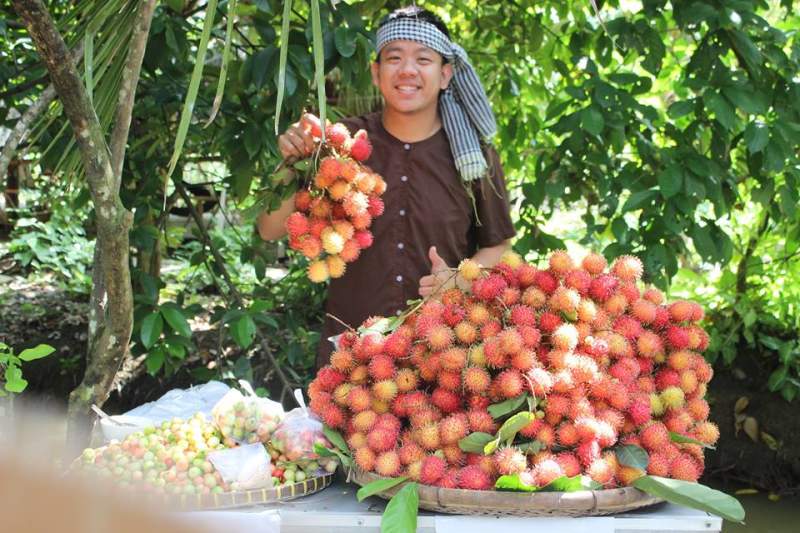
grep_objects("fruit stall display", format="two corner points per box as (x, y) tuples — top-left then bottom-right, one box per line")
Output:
(306, 249), (742, 519)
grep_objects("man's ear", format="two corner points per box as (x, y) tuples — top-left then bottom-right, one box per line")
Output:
(370, 61), (380, 87)
(441, 62), (454, 90)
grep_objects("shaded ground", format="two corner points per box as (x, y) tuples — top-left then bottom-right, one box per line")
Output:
(2, 276), (799, 495)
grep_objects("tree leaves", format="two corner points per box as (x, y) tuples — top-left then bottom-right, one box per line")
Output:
(458, 432), (495, 453)
(160, 305), (191, 338)
(744, 122), (769, 153)
(18, 344), (55, 361)
(488, 392), (528, 419)
(356, 476), (408, 502)
(140, 312), (163, 348)
(633, 476), (745, 523)
(580, 106), (605, 135)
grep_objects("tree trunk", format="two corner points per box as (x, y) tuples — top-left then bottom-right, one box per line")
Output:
(11, 0), (158, 453)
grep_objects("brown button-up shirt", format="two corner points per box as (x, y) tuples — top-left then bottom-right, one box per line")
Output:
(316, 111), (516, 368)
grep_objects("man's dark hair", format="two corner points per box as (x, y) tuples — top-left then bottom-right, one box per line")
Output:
(378, 6), (451, 39)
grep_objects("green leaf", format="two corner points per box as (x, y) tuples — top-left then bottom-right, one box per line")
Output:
(767, 365), (788, 392)
(495, 473), (536, 492)
(458, 432), (495, 453)
(539, 475), (599, 492)
(4, 366), (28, 393)
(334, 26), (357, 57)
(165, 0), (220, 181)
(160, 305), (192, 338)
(622, 189), (658, 212)
(380, 482), (418, 533)
(273, 0), (293, 134)
(357, 476), (408, 502)
(231, 315), (257, 348)
(705, 92), (736, 131)
(18, 344), (55, 361)
(204, 0), (238, 127)
(323, 426), (350, 455)
(314, 443), (352, 468)
(495, 411), (535, 444)
(140, 312), (164, 348)
(310, 0), (326, 139)
(516, 440), (544, 454)
(615, 444), (649, 470)
(669, 431), (715, 449)
(488, 393), (528, 419)
(743, 122), (769, 153)
(633, 476), (745, 523)
(145, 348), (165, 375)
(657, 165), (683, 199)
(667, 100), (694, 119)
(580, 106), (605, 136)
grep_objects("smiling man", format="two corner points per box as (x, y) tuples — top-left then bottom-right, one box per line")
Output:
(258, 6), (516, 367)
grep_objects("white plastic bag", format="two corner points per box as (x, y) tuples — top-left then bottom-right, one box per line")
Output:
(271, 390), (328, 463)
(207, 443), (274, 491)
(211, 381), (285, 446)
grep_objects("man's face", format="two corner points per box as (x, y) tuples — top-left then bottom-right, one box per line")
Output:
(371, 40), (453, 115)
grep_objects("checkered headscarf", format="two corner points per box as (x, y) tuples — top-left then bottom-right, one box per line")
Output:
(376, 17), (497, 182)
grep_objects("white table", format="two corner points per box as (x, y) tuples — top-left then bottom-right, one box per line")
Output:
(191, 481), (722, 533)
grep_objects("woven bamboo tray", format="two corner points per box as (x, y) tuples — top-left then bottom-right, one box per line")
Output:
(352, 470), (663, 517)
(168, 473), (335, 510)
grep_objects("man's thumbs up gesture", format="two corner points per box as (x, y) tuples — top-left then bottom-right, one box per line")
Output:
(418, 246), (453, 298)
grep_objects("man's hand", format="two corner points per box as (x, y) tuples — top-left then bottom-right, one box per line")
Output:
(418, 246), (452, 298)
(277, 113), (319, 160)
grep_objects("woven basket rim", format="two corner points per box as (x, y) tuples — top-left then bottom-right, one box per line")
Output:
(351, 469), (664, 517)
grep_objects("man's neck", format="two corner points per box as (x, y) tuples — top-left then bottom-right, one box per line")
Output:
(381, 107), (442, 143)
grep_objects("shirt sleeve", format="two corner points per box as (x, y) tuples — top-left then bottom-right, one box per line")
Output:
(472, 145), (516, 248)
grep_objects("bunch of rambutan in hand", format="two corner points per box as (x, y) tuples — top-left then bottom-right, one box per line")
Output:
(306, 250), (719, 491)
(284, 117), (386, 283)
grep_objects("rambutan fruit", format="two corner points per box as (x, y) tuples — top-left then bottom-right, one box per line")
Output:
(431, 388), (462, 413)
(516, 264), (538, 288)
(354, 446), (376, 472)
(565, 269), (593, 295)
(495, 369), (525, 399)
(617, 465), (645, 486)
(454, 321), (479, 345)
(348, 386), (373, 412)
(415, 423), (441, 450)
(440, 347), (467, 372)
(611, 255), (643, 283)
(550, 286), (581, 314)
(666, 325), (691, 350)
(480, 320), (503, 340)
(535, 424), (556, 448)
(637, 331), (665, 360)
(650, 393), (665, 417)
(604, 293), (629, 316)
(325, 123), (351, 150)
(437, 370), (462, 391)
(372, 380), (398, 402)
(368, 354), (395, 381)
(627, 395), (652, 426)
(442, 304), (466, 327)
(457, 258), (482, 281)
(353, 410), (379, 433)
(556, 422), (581, 447)
(353, 230), (373, 250)
(661, 386), (686, 410)
(538, 311), (562, 333)
(320, 227), (345, 255)
(664, 410), (693, 434)
(589, 274), (619, 302)
(439, 413), (470, 445)
(670, 453), (700, 481)
(646, 452), (671, 477)
(420, 456), (447, 485)
(693, 421), (720, 446)
(395, 368), (418, 393)
(533, 459), (565, 486)
(398, 442), (426, 466)
(640, 422), (670, 451)
(427, 324), (455, 351)
(555, 453), (582, 478)
(610, 357), (641, 384)
(458, 465), (493, 490)
(548, 250), (575, 276)
(680, 369), (699, 395)
(582, 252), (608, 275)
(551, 323), (579, 351)
(686, 398), (710, 421)
(315, 366), (346, 391)
(464, 367), (491, 394)
(577, 440), (601, 467)
(614, 316), (644, 340)
(587, 456), (616, 485)
(533, 270), (558, 294)
(348, 132), (372, 161)
(367, 426), (398, 453)
(509, 305), (537, 327)
(326, 255), (347, 278)
(294, 189), (313, 212)
(307, 259), (330, 283)
(686, 325), (710, 351)
(309, 196), (333, 218)
(521, 287), (548, 308)
(333, 383), (353, 406)
(526, 367), (553, 397)
(375, 450), (402, 477)
(494, 447), (527, 475)
(510, 350), (537, 372)
(285, 211), (310, 238)
(467, 409), (497, 434)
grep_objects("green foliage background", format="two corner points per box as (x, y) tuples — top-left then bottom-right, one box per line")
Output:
(1, 0), (799, 398)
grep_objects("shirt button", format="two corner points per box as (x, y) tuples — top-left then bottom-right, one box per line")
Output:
(400, 175), (408, 182)
(397, 243), (404, 250)
(396, 310), (402, 316)
(396, 275), (403, 283)
(403, 143), (411, 150)
(399, 209), (406, 216)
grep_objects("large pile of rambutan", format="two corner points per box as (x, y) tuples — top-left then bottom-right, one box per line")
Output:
(307, 250), (718, 491)
(285, 117), (386, 283)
